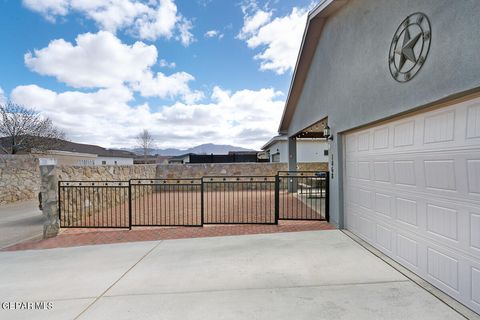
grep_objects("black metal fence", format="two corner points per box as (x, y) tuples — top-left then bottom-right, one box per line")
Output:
(58, 171), (329, 229)
(202, 176), (277, 224)
(58, 181), (130, 228)
(130, 179), (202, 227)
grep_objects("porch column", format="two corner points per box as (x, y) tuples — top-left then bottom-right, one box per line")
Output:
(287, 136), (298, 193)
(287, 136), (297, 171)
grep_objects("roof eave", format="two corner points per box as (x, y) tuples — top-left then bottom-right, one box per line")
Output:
(278, 0), (348, 133)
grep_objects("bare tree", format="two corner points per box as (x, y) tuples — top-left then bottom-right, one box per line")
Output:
(0, 102), (65, 154)
(136, 129), (155, 164)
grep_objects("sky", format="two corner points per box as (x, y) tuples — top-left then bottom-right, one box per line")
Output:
(0, 0), (314, 150)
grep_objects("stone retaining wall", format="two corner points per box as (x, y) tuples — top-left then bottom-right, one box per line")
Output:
(55, 162), (328, 181)
(0, 155), (40, 205)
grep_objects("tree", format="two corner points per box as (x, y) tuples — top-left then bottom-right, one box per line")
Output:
(0, 102), (65, 154)
(136, 129), (155, 164)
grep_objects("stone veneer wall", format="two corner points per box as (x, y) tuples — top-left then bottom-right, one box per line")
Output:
(54, 162), (328, 181)
(0, 155), (40, 205)
(55, 164), (158, 181)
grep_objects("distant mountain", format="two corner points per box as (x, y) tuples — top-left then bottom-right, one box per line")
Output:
(127, 143), (255, 156)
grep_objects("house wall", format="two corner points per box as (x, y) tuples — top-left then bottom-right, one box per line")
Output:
(33, 152), (97, 166)
(0, 155), (40, 205)
(267, 141), (288, 162)
(297, 140), (328, 163)
(94, 157), (134, 166)
(267, 140), (328, 163)
(287, 0), (480, 227)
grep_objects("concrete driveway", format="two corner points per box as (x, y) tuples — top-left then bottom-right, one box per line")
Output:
(0, 230), (467, 320)
(0, 200), (43, 249)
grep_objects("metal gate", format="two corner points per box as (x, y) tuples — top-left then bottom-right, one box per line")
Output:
(277, 171), (329, 221)
(58, 171), (329, 228)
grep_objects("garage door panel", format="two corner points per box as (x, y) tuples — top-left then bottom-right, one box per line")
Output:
(348, 155), (480, 205)
(347, 187), (478, 257)
(465, 102), (480, 139)
(472, 267), (480, 307)
(344, 97), (480, 313)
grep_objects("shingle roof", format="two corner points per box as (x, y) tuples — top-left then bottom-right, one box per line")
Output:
(0, 136), (136, 158)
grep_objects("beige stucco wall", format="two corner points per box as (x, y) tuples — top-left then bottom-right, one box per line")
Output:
(0, 155), (40, 205)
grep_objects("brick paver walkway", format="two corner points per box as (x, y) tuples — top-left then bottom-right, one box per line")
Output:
(2, 220), (334, 252)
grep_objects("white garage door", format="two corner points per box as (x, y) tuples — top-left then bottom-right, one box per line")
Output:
(343, 97), (480, 313)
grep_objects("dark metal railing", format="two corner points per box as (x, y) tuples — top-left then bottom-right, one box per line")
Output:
(130, 179), (202, 227)
(202, 176), (277, 224)
(58, 171), (329, 228)
(58, 181), (130, 228)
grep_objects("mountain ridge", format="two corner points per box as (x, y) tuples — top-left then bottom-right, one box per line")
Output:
(125, 143), (255, 156)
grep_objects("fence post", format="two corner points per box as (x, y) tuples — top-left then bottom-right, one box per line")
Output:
(128, 180), (132, 230)
(274, 174), (280, 224)
(57, 180), (61, 227)
(200, 178), (204, 226)
(325, 173), (330, 222)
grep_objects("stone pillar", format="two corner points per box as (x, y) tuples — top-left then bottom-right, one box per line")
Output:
(40, 165), (59, 238)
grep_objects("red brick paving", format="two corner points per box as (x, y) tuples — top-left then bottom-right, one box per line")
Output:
(2, 220), (335, 252)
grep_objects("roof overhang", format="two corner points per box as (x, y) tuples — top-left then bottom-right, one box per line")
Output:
(278, 0), (348, 134)
(261, 135), (288, 151)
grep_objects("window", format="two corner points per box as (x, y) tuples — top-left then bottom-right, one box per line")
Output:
(272, 153), (280, 163)
(102, 161), (106, 165)
(324, 150), (329, 156)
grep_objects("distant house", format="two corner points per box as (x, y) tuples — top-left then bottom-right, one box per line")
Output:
(261, 135), (328, 163)
(167, 151), (265, 164)
(0, 137), (135, 166)
(168, 153), (193, 164)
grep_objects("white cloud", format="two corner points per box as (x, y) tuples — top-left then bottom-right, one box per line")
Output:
(24, 31), (201, 102)
(176, 17), (195, 46)
(134, 0), (178, 40)
(25, 31), (157, 89)
(237, 9), (271, 40)
(11, 84), (284, 149)
(132, 71), (204, 103)
(22, 0), (194, 44)
(238, 6), (309, 74)
(159, 59), (176, 68)
(0, 87), (6, 105)
(23, 0), (69, 22)
(204, 30), (224, 39)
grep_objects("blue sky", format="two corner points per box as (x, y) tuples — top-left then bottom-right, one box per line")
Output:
(0, 0), (314, 150)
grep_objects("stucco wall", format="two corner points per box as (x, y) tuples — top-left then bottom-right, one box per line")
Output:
(94, 157), (134, 166)
(0, 155), (40, 205)
(267, 140), (328, 163)
(287, 0), (480, 227)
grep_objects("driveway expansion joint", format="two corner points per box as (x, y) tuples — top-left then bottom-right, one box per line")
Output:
(73, 240), (163, 320)
(101, 279), (413, 299)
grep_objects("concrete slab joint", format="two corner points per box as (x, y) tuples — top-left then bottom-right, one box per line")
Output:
(40, 165), (59, 238)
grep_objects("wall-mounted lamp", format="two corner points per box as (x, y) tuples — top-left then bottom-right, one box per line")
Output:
(323, 125), (333, 141)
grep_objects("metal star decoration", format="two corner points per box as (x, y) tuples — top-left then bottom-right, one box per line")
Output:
(395, 28), (422, 70)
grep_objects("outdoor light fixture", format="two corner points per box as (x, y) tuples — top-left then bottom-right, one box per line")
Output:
(323, 125), (333, 141)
